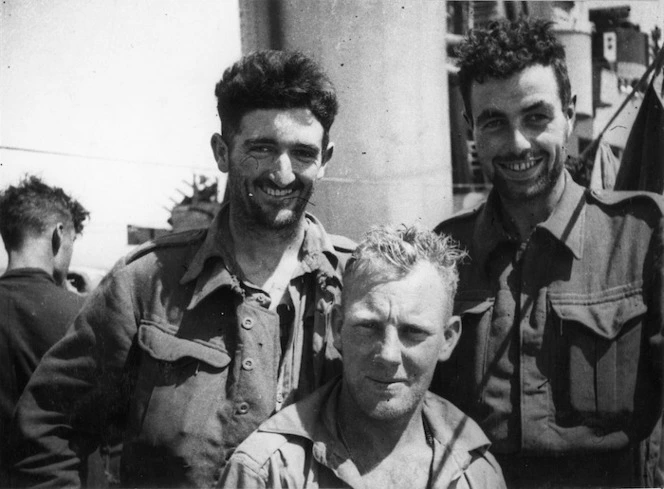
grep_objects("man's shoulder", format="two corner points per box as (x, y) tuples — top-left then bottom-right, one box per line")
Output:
(423, 391), (491, 451)
(434, 202), (485, 238)
(231, 427), (302, 471)
(124, 228), (208, 266)
(232, 381), (335, 469)
(587, 188), (664, 216)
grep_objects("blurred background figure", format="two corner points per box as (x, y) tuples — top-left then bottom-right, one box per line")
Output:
(0, 175), (89, 486)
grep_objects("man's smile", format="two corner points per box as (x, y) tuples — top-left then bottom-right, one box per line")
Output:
(256, 181), (300, 199)
(494, 155), (545, 181)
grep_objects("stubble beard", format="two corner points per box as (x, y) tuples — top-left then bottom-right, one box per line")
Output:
(228, 173), (313, 233)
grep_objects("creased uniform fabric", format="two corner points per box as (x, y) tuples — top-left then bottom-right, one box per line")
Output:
(434, 171), (664, 487)
(220, 378), (506, 489)
(9, 206), (353, 488)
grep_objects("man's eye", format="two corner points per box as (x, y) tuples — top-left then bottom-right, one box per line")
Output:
(291, 149), (318, 162)
(525, 113), (550, 125)
(401, 326), (429, 341)
(481, 119), (504, 131)
(356, 322), (381, 333)
(250, 145), (273, 155)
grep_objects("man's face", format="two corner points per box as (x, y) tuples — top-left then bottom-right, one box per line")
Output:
(334, 262), (460, 421)
(213, 108), (331, 230)
(53, 224), (76, 286)
(470, 64), (575, 204)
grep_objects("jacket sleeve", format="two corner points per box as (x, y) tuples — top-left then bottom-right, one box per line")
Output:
(9, 260), (139, 487)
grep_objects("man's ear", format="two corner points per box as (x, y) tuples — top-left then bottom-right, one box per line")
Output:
(331, 303), (343, 353)
(566, 94), (577, 136)
(51, 223), (64, 256)
(317, 142), (334, 180)
(211, 133), (230, 173)
(438, 315), (461, 362)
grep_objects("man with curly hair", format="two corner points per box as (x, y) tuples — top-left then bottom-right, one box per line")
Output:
(0, 176), (89, 484)
(221, 226), (505, 488)
(435, 18), (664, 487)
(10, 51), (354, 487)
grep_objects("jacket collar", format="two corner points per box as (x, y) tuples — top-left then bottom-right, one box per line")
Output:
(180, 205), (343, 310)
(257, 378), (493, 486)
(474, 170), (586, 268)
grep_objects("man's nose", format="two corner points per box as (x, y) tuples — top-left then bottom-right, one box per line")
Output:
(270, 152), (296, 187)
(374, 328), (401, 365)
(505, 125), (532, 154)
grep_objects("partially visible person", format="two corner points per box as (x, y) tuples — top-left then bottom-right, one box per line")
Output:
(220, 226), (505, 488)
(9, 50), (353, 488)
(434, 18), (664, 488)
(0, 176), (89, 485)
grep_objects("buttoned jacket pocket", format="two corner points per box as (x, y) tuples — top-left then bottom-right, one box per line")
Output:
(548, 282), (646, 419)
(130, 319), (232, 447)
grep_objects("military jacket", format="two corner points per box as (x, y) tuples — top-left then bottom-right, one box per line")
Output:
(434, 172), (664, 486)
(10, 208), (354, 488)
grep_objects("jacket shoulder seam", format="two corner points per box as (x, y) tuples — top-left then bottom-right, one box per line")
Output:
(588, 189), (664, 215)
(125, 229), (206, 265)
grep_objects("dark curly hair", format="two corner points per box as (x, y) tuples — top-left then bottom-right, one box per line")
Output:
(0, 175), (89, 251)
(457, 18), (571, 118)
(215, 50), (338, 150)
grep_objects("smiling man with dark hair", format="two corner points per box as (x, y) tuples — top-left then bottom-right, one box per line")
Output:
(435, 17), (664, 488)
(10, 51), (353, 488)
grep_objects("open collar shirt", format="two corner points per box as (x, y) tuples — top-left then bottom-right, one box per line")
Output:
(221, 378), (506, 489)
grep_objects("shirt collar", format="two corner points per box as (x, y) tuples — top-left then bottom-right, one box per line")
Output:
(0, 267), (56, 283)
(257, 379), (494, 487)
(474, 170), (586, 268)
(180, 205), (344, 310)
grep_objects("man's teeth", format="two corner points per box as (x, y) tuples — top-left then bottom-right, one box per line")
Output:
(502, 158), (538, 172)
(263, 186), (294, 197)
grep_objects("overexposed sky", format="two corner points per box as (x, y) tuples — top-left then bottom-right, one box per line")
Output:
(0, 0), (241, 269)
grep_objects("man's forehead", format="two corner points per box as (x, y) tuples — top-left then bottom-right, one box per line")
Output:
(238, 108), (321, 130)
(470, 64), (563, 114)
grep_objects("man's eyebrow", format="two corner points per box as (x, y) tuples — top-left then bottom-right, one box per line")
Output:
(243, 138), (320, 153)
(521, 100), (553, 113)
(476, 109), (505, 125)
(243, 137), (276, 147)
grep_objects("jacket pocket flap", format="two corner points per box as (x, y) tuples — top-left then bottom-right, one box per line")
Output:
(138, 321), (231, 368)
(549, 284), (646, 340)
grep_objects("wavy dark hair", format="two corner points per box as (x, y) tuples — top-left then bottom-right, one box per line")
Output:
(0, 175), (89, 251)
(457, 17), (571, 117)
(215, 50), (338, 150)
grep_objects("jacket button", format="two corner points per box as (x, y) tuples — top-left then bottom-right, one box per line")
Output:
(276, 392), (284, 403)
(242, 358), (255, 370)
(241, 317), (254, 329)
(237, 402), (250, 414)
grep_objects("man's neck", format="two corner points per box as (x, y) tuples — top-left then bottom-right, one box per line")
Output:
(337, 386), (430, 474)
(228, 213), (306, 290)
(6, 247), (54, 277)
(499, 172), (566, 242)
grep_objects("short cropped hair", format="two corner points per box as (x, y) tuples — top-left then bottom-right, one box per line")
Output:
(0, 175), (89, 251)
(215, 50), (338, 150)
(457, 17), (571, 117)
(342, 225), (466, 314)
